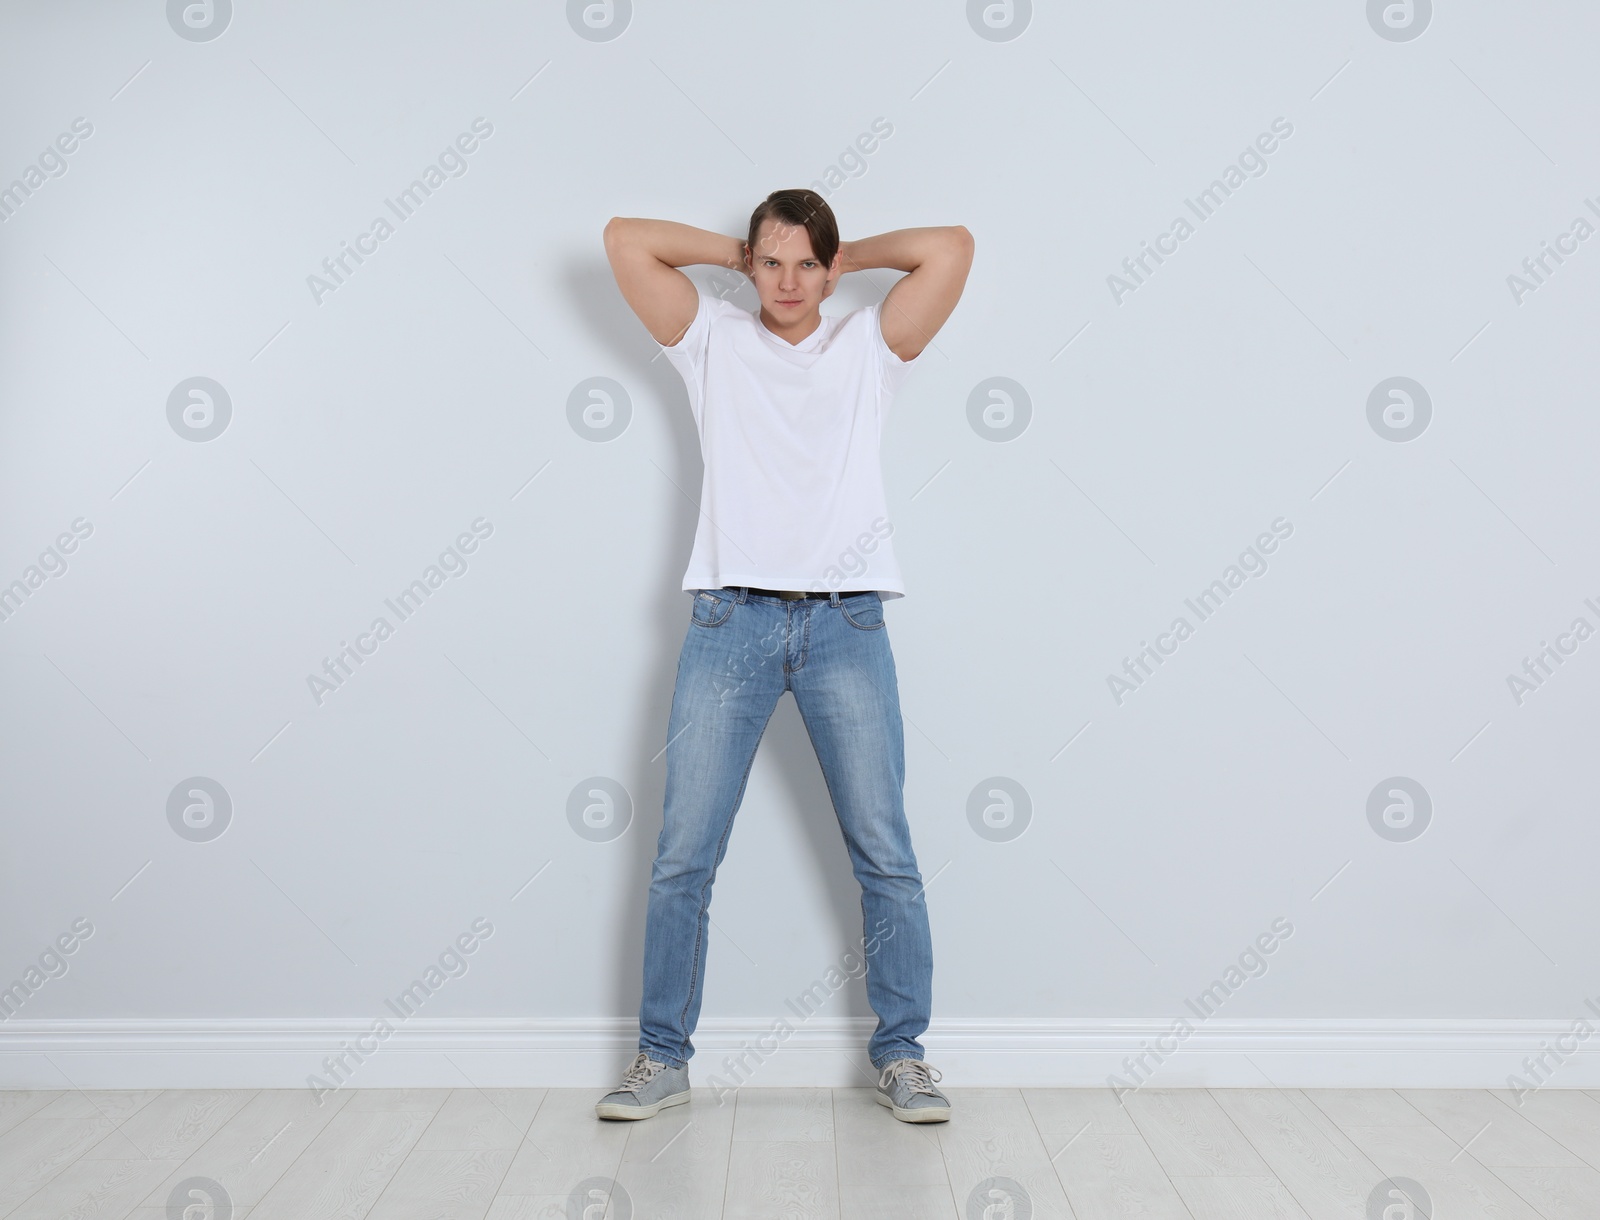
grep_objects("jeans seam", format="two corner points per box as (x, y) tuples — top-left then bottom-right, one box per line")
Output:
(789, 603), (813, 673)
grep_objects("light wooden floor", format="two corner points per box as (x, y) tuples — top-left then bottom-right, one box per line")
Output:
(3, 1084), (1600, 1218)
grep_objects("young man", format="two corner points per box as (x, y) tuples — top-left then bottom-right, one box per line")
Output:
(597, 190), (973, 1123)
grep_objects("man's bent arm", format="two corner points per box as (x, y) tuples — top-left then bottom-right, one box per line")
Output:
(603, 218), (746, 346)
(838, 226), (974, 362)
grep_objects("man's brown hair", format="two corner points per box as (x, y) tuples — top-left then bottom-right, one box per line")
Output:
(746, 188), (839, 270)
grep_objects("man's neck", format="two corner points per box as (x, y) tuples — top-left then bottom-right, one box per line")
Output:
(757, 307), (822, 347)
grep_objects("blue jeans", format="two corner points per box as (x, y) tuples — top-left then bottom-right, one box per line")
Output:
(637, 586), (934, 1072)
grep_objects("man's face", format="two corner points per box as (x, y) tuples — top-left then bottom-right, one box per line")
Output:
(743, 219), (839, 318)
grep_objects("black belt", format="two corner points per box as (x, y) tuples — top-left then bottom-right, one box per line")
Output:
(731, 586), (874, 601)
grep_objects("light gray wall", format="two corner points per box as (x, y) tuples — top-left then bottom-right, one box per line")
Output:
(2, 0), (1597, 1072)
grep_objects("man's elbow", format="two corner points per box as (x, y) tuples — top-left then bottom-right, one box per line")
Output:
(603, 216), (633, 252)
(943, 225), (974, 267)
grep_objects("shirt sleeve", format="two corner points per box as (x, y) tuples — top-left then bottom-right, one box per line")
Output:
(658, 289), (743, 425)
(867, 300), (922, 402)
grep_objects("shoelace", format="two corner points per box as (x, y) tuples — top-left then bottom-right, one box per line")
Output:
(879, 1058), (942, 1095)
(619, 1052), (666, 1093)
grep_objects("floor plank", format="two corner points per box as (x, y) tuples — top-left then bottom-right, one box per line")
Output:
(1125, 1088), (1273, 1177)
(617, 1084), (736, 1218)
(0, 1116), (155, 1216)
(836, 1175), (960, 1220)
(1299, 1088), (1433, 1129)
(247, 1105), (434, 1220)
(732, 1087), (833, 1143)
(341, 1088), (453, 1112)
(0, 1092), (61, 1140)
(1491, 1165), (1600, 1220)
(1023, 1086), (1143, 1138)
(1487, 1087), (1600, 1168)
(496, 1088), (628, 1196)
(935, 1088), (1076, 1219)
(1167, 1174), (1314, 1220)
(6, 1154), (187, 1220)
(414, 1088), (544, 1152)
(364, 1147), (514, 1220)
(79, 1088), (255, 1161)
(1335, 1122), (1545, 1219)
(135, 1085), (355, 1210)
(29, 1089), (162, 1123)
(1208, 1088), (1382, 1220)
(1398, 1089), (1588, 1168)
(1053, 1132), (1194, 1219)
(482, 1201), (564, 1220)
(832, 1087), (948, 1186)
(724, 1139), (839, 1220)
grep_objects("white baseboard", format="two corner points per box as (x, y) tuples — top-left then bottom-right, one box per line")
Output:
(1, 1017), (1593, 1093)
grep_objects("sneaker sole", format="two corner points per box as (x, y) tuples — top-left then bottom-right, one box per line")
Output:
(874, 1090), (951, 1123)
(595, 1088), (691, 1121)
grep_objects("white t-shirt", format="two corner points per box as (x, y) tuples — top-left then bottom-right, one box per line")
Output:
(658, 287), (922, 600)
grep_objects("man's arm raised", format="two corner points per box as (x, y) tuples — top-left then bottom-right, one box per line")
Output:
(839, 226), (974, 362)
(603, 217), (747, 347)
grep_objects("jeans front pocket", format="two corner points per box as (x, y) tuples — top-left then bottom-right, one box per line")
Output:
(839, 591), (885, 630)
(691, 588), (735, 628)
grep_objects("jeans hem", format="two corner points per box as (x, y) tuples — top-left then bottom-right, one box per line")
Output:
(871, 1051), (927, 1072)
(638, 1048), (689, 1071)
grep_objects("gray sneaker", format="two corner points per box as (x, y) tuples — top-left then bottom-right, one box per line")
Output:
(874, 1058), (952, 1122)
(595, 1051), (691, 1120)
